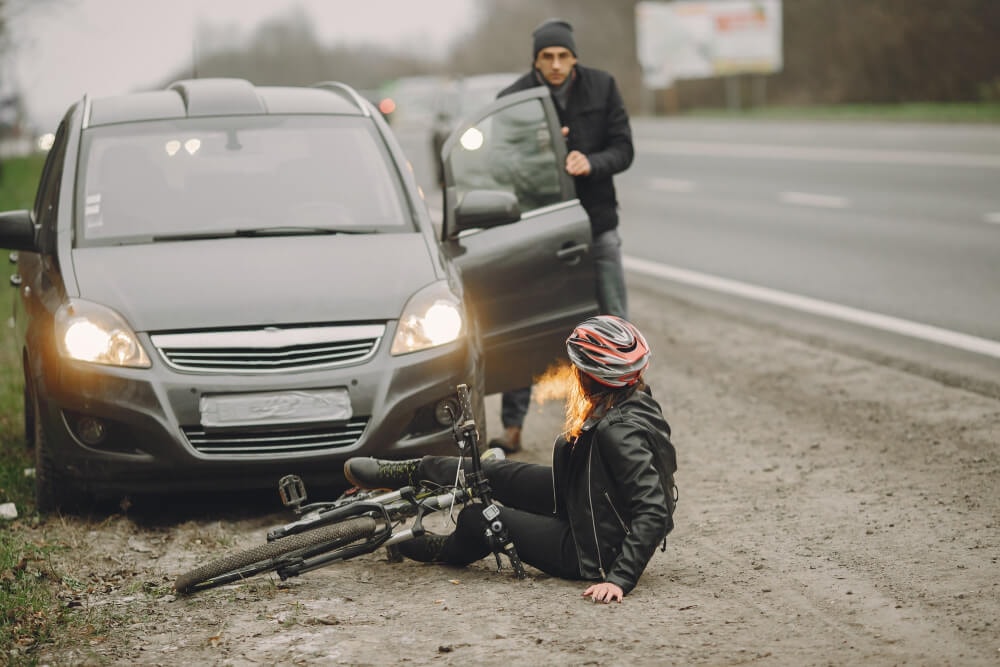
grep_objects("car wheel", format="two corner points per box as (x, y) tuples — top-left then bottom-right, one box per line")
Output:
(22, 372), (34, 449)
(32, 387), (88, 514)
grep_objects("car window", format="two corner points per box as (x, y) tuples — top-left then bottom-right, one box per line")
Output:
(447, 97), (562, 214)
(76, 115), (412, 245)
(34, 120), (69, 243)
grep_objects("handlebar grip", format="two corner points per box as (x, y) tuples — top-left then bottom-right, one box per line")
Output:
(456, 383), (474, 423)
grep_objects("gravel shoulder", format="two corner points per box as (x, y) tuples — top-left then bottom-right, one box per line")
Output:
(19, 280), (1000, 666)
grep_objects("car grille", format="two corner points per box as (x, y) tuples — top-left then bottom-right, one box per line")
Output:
(150, 324), (385, 373)
(183, 418), (369, 455)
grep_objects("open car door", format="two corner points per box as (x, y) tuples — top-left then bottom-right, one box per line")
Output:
(439, 87), (598, 395)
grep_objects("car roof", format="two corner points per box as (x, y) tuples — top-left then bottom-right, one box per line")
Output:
(84, 78), (371, 128)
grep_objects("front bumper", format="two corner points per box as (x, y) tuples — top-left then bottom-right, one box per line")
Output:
(33, 334), (475, 497)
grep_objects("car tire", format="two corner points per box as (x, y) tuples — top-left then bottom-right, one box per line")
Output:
(32, 387), (89, 515)
(22, 372), (34, 449)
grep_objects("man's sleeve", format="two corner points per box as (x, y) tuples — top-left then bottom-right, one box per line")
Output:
(585, 75), (634, 178)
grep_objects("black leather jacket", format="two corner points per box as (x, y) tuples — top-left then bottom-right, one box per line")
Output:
(550, 387), (674, 595)
(499, 64), (634, 237)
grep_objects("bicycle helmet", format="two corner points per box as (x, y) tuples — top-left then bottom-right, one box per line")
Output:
(565, 315), (650, 388)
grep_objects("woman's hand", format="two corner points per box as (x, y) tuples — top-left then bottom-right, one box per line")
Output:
(583, 582), (623, 603)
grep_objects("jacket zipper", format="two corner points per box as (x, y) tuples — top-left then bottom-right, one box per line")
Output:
(550, 435), (560, 514)
(604, 491), (630, 535)
(587, 445), (606, 579)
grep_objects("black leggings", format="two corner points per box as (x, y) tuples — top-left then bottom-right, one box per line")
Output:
(417, 455), (583, 580)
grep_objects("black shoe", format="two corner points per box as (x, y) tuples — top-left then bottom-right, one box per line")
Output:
(343, 457), (420, 490)
(398, 533), (450, 563)
(487, 426), (522, 454)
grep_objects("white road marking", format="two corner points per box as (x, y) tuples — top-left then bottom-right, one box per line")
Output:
(779, 191), (850, 209)
(985, 212), (1000, 224)
(649, 178), (696, 193)
(624, 255), (1000, 360)
(641, 140), (1000, 169)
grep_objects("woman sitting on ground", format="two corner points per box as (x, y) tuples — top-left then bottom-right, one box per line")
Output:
(344, 315), (677, 603)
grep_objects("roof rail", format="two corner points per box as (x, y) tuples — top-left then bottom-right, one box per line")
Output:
(81, 93), (92, 129)
(311, 81), (371, 117)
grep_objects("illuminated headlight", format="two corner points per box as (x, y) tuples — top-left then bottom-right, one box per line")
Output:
(55, 299), (151, 368)
(390, 281), (464, 355)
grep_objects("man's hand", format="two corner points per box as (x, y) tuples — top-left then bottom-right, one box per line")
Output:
(565, 150), (591, 176)
(583, 582), (623, 603)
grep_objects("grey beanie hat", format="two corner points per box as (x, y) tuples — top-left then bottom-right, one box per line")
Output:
(532, 18), (576, 58)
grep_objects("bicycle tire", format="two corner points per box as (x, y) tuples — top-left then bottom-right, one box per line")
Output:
(175, 515), (378, 594)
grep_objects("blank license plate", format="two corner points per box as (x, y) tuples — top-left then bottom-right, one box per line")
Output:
(200, 389), (352, 428)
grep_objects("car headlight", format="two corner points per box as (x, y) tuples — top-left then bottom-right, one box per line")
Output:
(390, 281), (464, 355)
(55, 299), (151, 368)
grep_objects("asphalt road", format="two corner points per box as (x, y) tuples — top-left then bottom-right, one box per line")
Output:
(620, 118), (1000, 342)
(398, 115), (1000, 393)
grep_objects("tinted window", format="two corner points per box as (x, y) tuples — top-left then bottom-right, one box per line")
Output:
(76, 115), (411, 245)
(447, 97), (563, 214)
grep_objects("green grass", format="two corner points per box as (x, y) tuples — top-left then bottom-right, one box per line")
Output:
(680, 101), (1000, 123)
(0, 154), (42, 511)
(0, 153), (55, 664)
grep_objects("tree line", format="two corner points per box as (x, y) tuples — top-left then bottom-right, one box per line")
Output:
(3, 0), (997, 121)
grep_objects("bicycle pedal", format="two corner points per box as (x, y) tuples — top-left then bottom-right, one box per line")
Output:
(278, 474), (307, 509)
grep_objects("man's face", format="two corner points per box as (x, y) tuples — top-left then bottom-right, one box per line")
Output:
(534, 46), (577, 86)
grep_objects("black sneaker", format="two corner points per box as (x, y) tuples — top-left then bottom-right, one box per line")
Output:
(343, 457), (420, 490)
(398, 533), (450, 563)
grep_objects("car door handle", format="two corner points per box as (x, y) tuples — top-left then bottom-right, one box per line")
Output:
(556, 242), (588, 265)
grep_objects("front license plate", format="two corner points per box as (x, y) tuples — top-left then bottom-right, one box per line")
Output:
(200, 389), (352, 428)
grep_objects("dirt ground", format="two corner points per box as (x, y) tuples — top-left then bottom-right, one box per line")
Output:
(14, 280), (1000, 666)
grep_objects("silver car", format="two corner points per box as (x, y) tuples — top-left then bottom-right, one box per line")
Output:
(0, 78), (596, 512)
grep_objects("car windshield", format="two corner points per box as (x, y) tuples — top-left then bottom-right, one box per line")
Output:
(77, 115), (412, 245)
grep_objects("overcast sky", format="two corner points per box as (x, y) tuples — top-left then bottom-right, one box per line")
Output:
(6, 0), (478, 131)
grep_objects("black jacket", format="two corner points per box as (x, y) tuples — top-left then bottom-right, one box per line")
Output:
(550, 387), (674, 595)
(500, 64), (634, 236)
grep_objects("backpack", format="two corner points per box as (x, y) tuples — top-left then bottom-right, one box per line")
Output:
(650, 434), (678, 551)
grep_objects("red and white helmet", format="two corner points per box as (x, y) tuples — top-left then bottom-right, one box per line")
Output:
(565, 315), (650, 388)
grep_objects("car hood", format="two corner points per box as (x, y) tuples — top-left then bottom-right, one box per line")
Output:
(70, 234), (442, 331)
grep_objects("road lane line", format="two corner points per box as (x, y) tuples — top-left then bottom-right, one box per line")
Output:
(624, 255), (1000, 360)
(779, 191), (850, 209)
(641, 140), (1000, 169)
(649, 178), (696, 193)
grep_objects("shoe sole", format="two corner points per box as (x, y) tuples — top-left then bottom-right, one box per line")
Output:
(343, 460), (391, 491)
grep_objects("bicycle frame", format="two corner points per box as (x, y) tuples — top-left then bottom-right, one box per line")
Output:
(270, 484), (475, 580)
(174, 383), (525, 595)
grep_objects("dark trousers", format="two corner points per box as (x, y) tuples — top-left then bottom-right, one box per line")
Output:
(417, 456), (582, 580)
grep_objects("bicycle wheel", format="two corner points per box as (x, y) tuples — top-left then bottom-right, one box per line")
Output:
(175, 515), (378, 594)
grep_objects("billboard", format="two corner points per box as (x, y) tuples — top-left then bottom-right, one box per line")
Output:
(636, 0), (783, 88)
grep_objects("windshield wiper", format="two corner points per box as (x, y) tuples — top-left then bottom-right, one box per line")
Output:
(152, 227), (376, 242)
(235, 226), (375, 236)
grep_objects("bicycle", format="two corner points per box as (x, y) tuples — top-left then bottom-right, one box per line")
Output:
(174, 383), (526, 595)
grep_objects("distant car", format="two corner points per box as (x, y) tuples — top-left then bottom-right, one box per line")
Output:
(430, 73), (520, 187)
(0, 78), (597, 512)
(376, 75), (450, 129)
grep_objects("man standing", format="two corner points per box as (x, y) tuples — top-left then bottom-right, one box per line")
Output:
(489, 18), (636, 454)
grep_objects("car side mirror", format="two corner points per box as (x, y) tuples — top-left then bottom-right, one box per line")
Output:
(450, 190), (520, 238)
(0, 210), (37, 252)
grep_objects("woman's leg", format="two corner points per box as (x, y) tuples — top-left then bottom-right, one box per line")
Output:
(406, 504), (581, 580)
(417, 456), (555, 514)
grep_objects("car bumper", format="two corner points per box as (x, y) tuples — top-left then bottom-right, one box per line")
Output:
(33, 336), (475, 497)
